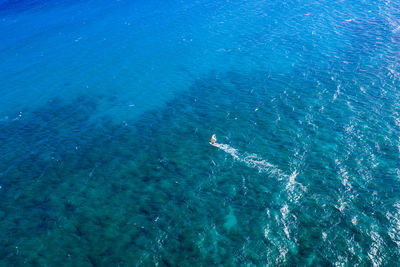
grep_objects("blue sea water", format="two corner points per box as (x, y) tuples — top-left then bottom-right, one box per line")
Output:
(1, 0), (400, 265)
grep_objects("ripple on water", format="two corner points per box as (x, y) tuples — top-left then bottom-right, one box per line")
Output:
(2, 0), (400, 265)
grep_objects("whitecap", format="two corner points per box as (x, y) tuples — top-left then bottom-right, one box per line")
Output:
(368, 230), (384, 267)
(281, 204), (289, 219)
(322, 232), (327, 241)
(264, 227), (269, 238)
(332, 85), (340, 101)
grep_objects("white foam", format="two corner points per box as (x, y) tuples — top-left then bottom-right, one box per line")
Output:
(332, 84), (340, 101)
(283, 223), (290, 239)
(336, 160), (352, 190)
(212, 143), (287, 179)
(212, 143), (240, 160)
(336, 198), (346, 212)
(264, 227), (269, 238)
(278, 246), (288, 262)
(281, 204), (289, 219)
(387, 201), (400, 247)
(286, 169), (305, 202)
(287, 170), (298, 190)
(368, 230), (384, 267)
(322, 232), (327, 241)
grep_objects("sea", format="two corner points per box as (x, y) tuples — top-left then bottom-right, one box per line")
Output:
(1, 0), (400, 265)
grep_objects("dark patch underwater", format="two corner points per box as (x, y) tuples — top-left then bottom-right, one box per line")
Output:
(0, 64), (400, 265)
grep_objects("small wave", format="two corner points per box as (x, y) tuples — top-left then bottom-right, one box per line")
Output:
(286, 169), (306, 202)
(368, 230), (384, 267)
(332, 84), (340, 101)
(386, 201), (400, 247)
(212, 143), (287, 179)
(336, 159), (352, 190)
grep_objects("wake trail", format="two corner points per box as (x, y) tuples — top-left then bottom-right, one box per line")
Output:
(212, 143), (288, 179)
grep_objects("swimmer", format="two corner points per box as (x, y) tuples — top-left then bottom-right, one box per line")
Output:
(210, 134), (217, 145)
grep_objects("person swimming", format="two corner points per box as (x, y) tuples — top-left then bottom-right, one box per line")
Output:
(210, 134), (217, 145)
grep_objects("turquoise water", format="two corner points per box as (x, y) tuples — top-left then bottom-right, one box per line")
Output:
(1, 0), (400, 265)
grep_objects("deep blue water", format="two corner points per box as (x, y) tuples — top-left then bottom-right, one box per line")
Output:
(1, 0), (400, 265)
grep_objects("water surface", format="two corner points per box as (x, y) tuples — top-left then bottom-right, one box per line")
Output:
(1, 0), (400, 265)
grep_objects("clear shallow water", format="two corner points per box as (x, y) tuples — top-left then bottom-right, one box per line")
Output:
(1, 0), (400, 265)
